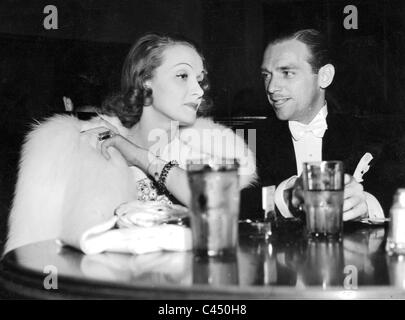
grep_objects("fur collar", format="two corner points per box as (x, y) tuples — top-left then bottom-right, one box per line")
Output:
(5, 114), (256, 253)
(97, 115), (257, 187)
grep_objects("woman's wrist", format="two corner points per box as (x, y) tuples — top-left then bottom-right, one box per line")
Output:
(156, 160), (179, 193)
(146, 155), (165, 180)
(146, 156), (180, 193)
(129, 147), (153, 171)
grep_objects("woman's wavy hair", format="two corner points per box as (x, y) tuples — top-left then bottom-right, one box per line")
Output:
(101, 33), (212, 128)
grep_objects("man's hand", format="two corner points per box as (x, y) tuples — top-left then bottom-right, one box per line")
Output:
(285, 173), (368, 221)
(283, 175), (305, 217)
(343, 174), (368, 221)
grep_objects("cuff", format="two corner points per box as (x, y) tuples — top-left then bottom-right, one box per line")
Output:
(274, 176), (298, 218)
(364, 191), (385, 220)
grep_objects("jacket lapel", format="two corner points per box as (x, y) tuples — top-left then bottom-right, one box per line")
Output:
(275, 121), (297, 179)
(322, 113), (361, 174)
(258, 119), (297, 185)
(323, 114), (349, 161)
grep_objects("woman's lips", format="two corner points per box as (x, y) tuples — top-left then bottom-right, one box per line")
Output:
(184, 102), (199, 110)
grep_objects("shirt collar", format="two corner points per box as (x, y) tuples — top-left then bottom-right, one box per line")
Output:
(288, 102), (328, 141)
(307, 102), (328, 126)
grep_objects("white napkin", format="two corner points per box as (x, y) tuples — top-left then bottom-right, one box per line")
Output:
(61, 201), (192, 255)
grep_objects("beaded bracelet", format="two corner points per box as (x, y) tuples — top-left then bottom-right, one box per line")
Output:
(157, 160), (179, 193)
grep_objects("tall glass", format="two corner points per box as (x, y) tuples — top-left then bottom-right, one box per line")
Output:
(386, 189), (405, 255)
(387, 255), (405, 289)
(187, 158), (240, 257)
(300, 239), (345, 286)
(246, 186), (275, 240)
(302, 161), (344, 240)
(193, 255), (239, 285)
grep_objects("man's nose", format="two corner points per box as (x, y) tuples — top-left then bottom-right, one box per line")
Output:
(266, 76), (281, 94)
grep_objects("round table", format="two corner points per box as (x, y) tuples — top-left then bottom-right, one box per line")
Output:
(1, 222), (404, 299)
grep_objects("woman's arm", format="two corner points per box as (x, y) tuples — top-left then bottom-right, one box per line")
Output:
(100, 134), (192, 207)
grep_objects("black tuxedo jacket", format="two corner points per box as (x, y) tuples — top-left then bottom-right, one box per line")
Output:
(241, 112), (403, 218)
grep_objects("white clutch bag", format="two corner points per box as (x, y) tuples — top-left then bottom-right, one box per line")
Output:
(114, 201), (190, 228)
(66, 201), (192, 255)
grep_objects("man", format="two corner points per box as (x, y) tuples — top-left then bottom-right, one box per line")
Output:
(245, 29), (391, 221)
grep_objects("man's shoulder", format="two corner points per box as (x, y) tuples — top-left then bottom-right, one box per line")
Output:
(255, 116), (287, 136)
(326, 112), (361, 126)
(327, 112), (403, 145)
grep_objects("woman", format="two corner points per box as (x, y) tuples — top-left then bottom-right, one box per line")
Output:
(6, 33), (256, 253)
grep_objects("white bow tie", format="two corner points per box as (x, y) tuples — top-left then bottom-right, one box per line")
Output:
(288, 117), (328, 141)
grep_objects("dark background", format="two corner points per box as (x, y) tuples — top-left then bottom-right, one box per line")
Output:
(1, 0), (405, 254)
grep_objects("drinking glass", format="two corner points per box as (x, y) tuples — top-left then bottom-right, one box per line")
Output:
(187, 158), (240, 257)
(245, 186), (275, 240)
(302, 161), (344, 240)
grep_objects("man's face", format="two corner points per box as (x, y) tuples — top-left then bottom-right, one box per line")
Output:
(261, 39), (324, 123)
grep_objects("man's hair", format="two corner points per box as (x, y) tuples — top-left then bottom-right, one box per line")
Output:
(267, 29), (331, 73)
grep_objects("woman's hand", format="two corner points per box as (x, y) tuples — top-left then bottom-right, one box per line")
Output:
(80, 118), (120, 149)
(80, 126), (114, 150)
(80, 120), (146, 168)
(100, 134), (149, 170)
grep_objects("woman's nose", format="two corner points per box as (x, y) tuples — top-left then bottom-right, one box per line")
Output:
(191, 78), (204, 98)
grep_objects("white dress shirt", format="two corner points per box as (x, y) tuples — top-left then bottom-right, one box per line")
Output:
(289, 105), (328, 175)
(273, 105), (384, 221)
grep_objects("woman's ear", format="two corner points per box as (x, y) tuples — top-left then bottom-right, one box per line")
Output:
(142, 80), (153, 106)
(318, 64), (335, 89)
(143, 80), (152, 90)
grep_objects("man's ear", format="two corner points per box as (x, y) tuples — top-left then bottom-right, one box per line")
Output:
(318, 64), (335, 89)
(62, 96), (74, 111)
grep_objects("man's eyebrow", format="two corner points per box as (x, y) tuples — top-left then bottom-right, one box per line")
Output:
(261, 65), (299, 73)
(277, 65), (299, 71)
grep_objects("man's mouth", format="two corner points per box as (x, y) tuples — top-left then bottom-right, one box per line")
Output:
(271, 97), (290, 107)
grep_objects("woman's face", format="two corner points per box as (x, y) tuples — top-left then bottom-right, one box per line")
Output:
(145, 44), (205, 126)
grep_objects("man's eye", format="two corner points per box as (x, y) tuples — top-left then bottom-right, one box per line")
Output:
(177, 73), (188, 79)
(283, 71), (294, 77)
(261, 73), (270, 80)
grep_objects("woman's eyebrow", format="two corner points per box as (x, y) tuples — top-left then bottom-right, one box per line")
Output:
(171, 62), (193, 69)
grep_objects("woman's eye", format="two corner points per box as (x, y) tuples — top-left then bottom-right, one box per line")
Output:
(177, 73), (188, 79)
